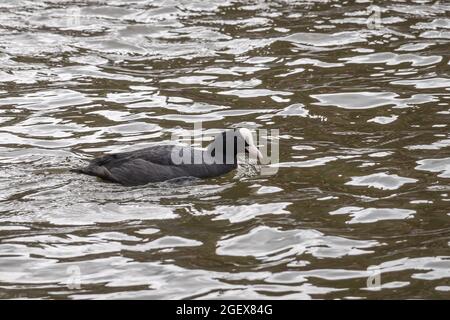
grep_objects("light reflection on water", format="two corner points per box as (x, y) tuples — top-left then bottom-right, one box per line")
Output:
(0, 0), (449, 299)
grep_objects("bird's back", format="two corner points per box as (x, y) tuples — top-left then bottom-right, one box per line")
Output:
(74, 144), (236, 186)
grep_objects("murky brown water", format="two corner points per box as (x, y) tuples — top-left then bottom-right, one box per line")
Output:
(0, 0), (449, 299)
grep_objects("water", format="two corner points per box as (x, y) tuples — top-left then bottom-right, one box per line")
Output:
(0, 0), (449, 299)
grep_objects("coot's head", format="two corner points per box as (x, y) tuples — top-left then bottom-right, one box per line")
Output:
(208, 128), (263, 164)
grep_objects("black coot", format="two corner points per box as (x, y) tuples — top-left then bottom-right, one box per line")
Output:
(72, 128), (262, 186)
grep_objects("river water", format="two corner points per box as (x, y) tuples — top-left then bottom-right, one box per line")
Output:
(0, 0), (449, 299)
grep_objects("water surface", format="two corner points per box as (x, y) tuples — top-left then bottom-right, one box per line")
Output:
(0, 0), (450, 299)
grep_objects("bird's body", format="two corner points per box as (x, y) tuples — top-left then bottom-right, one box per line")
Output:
(73, 129), (262, 186)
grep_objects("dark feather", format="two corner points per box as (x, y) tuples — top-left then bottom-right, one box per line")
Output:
(73, 143), (237, 186)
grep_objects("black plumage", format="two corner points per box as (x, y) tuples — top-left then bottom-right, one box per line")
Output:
(72, 129), (261, 186)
